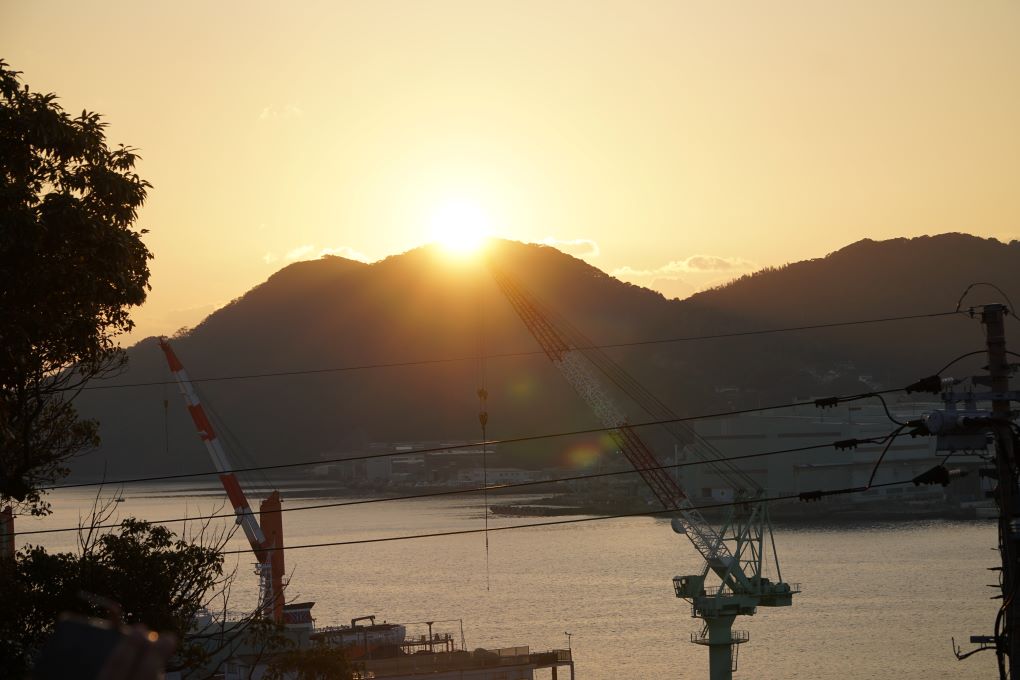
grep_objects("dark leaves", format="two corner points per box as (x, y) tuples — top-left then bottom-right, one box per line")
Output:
(0, 519), (228, 675)
(0, 60), (153, 514)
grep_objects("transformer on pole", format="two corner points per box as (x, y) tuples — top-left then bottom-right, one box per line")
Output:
(928, 304), (1019, 679)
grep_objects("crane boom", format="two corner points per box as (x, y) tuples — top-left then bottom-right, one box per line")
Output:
(159, 339), (268, 557)
(488, 263), (729, 563)
(525, 291), (760, 494)
(486, 255), (796, 680)
(159, 339), (286, 622)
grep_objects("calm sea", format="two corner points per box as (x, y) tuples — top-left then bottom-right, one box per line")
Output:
(18, 485), (999, 679)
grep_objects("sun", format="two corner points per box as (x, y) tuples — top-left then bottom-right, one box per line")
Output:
(428, 198), (493, 255)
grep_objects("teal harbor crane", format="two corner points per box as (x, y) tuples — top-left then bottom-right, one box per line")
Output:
(487, 257), (798, 680)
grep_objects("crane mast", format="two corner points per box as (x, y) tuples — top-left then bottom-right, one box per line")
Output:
(486, 258), (796, 680)
(159, 339), (286, 623)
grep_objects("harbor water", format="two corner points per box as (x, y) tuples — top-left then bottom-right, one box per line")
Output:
(20, 486), (999, 679)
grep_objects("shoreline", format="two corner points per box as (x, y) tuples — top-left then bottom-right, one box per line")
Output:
(62, 477), (993, 525)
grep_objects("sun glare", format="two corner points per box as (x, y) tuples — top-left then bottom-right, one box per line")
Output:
(429, 198), (492, 255)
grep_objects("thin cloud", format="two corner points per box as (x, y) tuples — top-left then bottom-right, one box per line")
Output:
(612, 255), (755, 280)
(611, 255), (757, 300)
(262, 244), (373, 265)
(538, 237), (601, 259)
(285, 244), (316, 261)
(318, 246), (371, 262)
(258, 104), (304, 121)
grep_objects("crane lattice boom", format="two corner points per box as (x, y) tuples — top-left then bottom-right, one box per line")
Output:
(488, 263), (729, 562)
(487, 254), (798, 680)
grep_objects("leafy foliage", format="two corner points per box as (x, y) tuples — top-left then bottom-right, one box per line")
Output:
(0, 60), (152, 513)
(0, 517), (228, 677)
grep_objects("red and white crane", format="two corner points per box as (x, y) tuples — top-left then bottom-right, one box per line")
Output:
(159, 338), (286, 623)
(487, 258), (797, 680)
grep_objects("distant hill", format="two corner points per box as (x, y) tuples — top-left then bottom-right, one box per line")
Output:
(73, 234), (1020, 480)
(684, 233), (1019, 388)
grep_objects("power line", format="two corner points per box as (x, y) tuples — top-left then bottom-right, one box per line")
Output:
(935, 350), (992, 377)
(44, 388), (910, 491)
(15, 432), (904, 537)
(84, 309), (962, 392)
(956, 283), (1016, 316)
(216, 478), (922, 557)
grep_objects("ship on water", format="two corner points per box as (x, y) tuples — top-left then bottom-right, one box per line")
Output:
(173, 605), (573, 680)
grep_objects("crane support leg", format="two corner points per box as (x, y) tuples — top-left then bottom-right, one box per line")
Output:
(706, 617), (738, 680)
(690, 614), (746, 680)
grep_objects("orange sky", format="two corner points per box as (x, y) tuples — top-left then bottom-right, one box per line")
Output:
(3, 1), (1018, 342)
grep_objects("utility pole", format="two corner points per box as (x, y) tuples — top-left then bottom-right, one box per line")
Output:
(0, 506), (13, 562)
(984, 304), (1020, 677)
(946, 304), (1020, 677)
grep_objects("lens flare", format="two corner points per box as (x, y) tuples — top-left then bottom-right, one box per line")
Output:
(565, 444), (601, 469)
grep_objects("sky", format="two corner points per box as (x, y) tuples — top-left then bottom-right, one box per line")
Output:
(3, 1), (1019, 343)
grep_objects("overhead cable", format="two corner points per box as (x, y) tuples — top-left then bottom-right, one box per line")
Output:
(43, 389), (910, 491)
(215, 477), (931, 556)
(83, 309), (962, 392)
(955, 282), (1016, 315)
(13, 431), (908, 537)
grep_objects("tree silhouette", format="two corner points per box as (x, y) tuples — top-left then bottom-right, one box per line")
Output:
(0, 60), (152, 514)
(0, 496), (236, 677)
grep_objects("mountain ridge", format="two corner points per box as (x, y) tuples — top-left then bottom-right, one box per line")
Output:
(74, 233), (1019, 480)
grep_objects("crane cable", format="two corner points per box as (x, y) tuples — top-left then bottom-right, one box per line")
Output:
(477, 273), (491, 591)
(161, 382), (169, 459)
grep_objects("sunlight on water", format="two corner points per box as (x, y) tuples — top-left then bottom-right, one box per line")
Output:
(21, 486), (998, 679)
